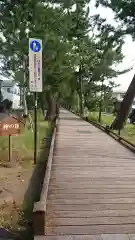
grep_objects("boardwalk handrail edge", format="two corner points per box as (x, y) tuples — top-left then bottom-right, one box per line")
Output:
(68, 108), (135, 154)
(33, 118), (58, 236)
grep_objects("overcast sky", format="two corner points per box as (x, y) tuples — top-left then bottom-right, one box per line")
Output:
(90, 0), (135, 91)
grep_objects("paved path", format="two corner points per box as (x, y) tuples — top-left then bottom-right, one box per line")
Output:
(45, 109), (135, 239)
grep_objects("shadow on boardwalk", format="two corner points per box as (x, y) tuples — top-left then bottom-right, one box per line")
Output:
(60, 116), (82, 121)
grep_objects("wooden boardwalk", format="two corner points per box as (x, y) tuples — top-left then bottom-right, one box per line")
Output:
(42, 109), (135, 239)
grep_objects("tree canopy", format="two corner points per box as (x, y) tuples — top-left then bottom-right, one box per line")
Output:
(96, 0), (135, 39)
(95, 0), (135, 129)
(0, 0), (127, 119)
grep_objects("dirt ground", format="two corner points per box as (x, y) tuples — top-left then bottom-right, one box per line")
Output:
(0, 119), (49, 239)
(0, 156), (34, 239)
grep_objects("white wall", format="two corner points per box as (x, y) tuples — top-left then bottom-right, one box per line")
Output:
(112, 93), (124, 102)
(1, 87), (20, 109)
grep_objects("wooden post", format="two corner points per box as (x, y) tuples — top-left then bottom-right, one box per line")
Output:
(8, 135), (12, 162)
(118, 128), (121, 140)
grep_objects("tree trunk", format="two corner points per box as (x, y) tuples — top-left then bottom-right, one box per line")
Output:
(111, 74), (135, 130)
(38, 92), (45, 116)
(78, 67), (84, 116)
(98, 80), (104, 122)
(56, 100), (59, 115)
(23, 90), (28, 116)
(98, 100), (102, 123)
(45, 92), (52, 121)
(45, 91), (57, 122)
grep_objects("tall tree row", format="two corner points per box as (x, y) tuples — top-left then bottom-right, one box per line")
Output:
(0, 0), (127, 119)
(96, 0), (135, 129)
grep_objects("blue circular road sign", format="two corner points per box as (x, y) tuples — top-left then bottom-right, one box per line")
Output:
(30, 40), (41, 52)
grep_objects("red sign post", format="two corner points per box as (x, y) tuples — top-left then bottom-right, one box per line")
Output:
(0, 114), (24, 161)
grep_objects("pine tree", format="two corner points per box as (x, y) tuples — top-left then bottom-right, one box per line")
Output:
(96, 0), (135, 129)
(0, 0), (126, 120)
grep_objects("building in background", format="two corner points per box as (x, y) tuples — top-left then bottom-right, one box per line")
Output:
(112, 90), (135, 109)
(0, 79), (20, 109)
(112, 90), (125, 102)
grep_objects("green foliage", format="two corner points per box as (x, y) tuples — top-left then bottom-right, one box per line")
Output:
(96, 0), (135, 39)
(0, 0), (126, 114)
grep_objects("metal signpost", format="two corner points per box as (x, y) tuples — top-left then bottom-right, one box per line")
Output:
(29, 38), (42, 164)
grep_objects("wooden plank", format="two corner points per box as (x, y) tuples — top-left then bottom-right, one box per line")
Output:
(52, 157), (135, 161)
(35, 236), (103, 240)
(48, 193), (135, 200)
(53, 154), (134, 158)
(51, 164), (135, 167)
(45, 224), (135, 235)
(46, 203), (135, 211)
(53, 155), (133, 158)
(49, 177), (135, 181)
(52, 165), (135, 168)
(47, 198), (135, 204)
(48, 189), (135, 194)
(101, 234), (130, 240)
(48, 185), (135, 189)
(46, 216), (135, 226)
(52, 159), (135, 163)
(49, 182), (135, 187)
(50, 173), (135, 178)
(51, 165), (135, 169)
(49, 177), (135, 182)
(50, 171), (135, 175)
(35, 235), (131, 240)
(46, 209), (135, 218)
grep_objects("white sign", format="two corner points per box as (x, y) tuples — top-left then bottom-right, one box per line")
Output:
(29, 38), (42, 92)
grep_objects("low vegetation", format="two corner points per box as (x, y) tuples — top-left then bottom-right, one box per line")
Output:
(0, 111), (50, 238)
(89, 112), (135, 144)
(0, 112), (48, 165)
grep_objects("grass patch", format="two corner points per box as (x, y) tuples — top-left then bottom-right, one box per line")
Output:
(120, 124), (135, 144)
(0, 110), (49, 164)
(88, 112), (135, 144)
(89, 112), (114, 125)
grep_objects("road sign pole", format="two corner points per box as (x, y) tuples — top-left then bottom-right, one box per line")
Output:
(29, 38), (42, 164)
(34, 92), (37, 164)
(8, 135), (12, 162)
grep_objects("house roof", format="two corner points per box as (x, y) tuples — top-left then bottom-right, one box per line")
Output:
(0, 113), (8, 121)
(0, 113), (22, 122)
(1, 80), (15, 87)
(113, 90), (126, 94)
